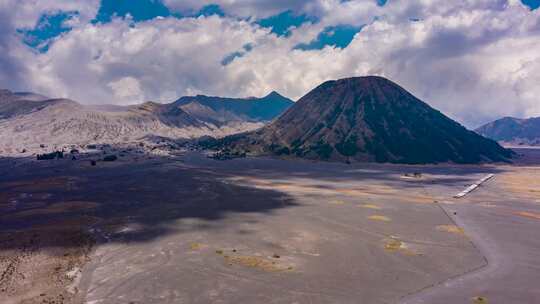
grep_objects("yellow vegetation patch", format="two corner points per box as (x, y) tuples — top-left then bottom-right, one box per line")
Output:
(514, 211), (540, 220)
(329, 200), (345, 205)
(189, 243), (204, 251)
(436, 225), (465, 235)
(368, 215), (391, 222)
(384, 238), (403, 252)
(360, 204), (381, 210)
(223, 255), (292, 272)
(383, 238), (418, 256)
(472, 296), (488, 304)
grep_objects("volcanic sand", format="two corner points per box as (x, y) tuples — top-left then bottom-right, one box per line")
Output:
(1, 148), (539, 303)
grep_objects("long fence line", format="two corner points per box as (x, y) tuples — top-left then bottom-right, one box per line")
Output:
(454, 174), (495, 198)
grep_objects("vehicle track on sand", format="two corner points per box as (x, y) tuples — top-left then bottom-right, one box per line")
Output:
(400, 171), (540, 303)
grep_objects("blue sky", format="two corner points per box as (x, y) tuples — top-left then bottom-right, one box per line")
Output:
(295, 25), (364, 50)
(17, 11), (79, 52)
(257, 10), (317, 37)
(3, 0), (540, 127)
(92, 0), (224, 23)
(93, 0), (172, 23)
(522, 0), (540, 9)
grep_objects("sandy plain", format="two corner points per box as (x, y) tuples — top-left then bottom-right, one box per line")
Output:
(1, 147), (539, 304)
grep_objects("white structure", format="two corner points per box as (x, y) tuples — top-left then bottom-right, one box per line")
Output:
(454, 174), (495, 198)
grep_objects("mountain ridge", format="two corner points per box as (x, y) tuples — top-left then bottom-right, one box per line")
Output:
(172, 90), (293, 124)
(476, 116), (540, 146)
(0, 89), (292, 154)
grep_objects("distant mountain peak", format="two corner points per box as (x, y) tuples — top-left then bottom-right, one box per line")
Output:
(172, 92), (293, 123)
(264, 91), (285, 99)
(476, 116), (540, 146)
(261, 91), (295, 106)
(219, 76), (513, 164)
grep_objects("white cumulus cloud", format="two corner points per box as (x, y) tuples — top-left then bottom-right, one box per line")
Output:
(1, 0), (539, 128)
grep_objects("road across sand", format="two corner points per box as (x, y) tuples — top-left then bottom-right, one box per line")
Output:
(402, 165), (540, 303)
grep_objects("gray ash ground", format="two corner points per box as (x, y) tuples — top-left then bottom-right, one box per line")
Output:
(1, 147), (540, 304)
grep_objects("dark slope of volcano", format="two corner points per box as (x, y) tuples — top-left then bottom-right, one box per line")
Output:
(219, 76), (513, 164)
